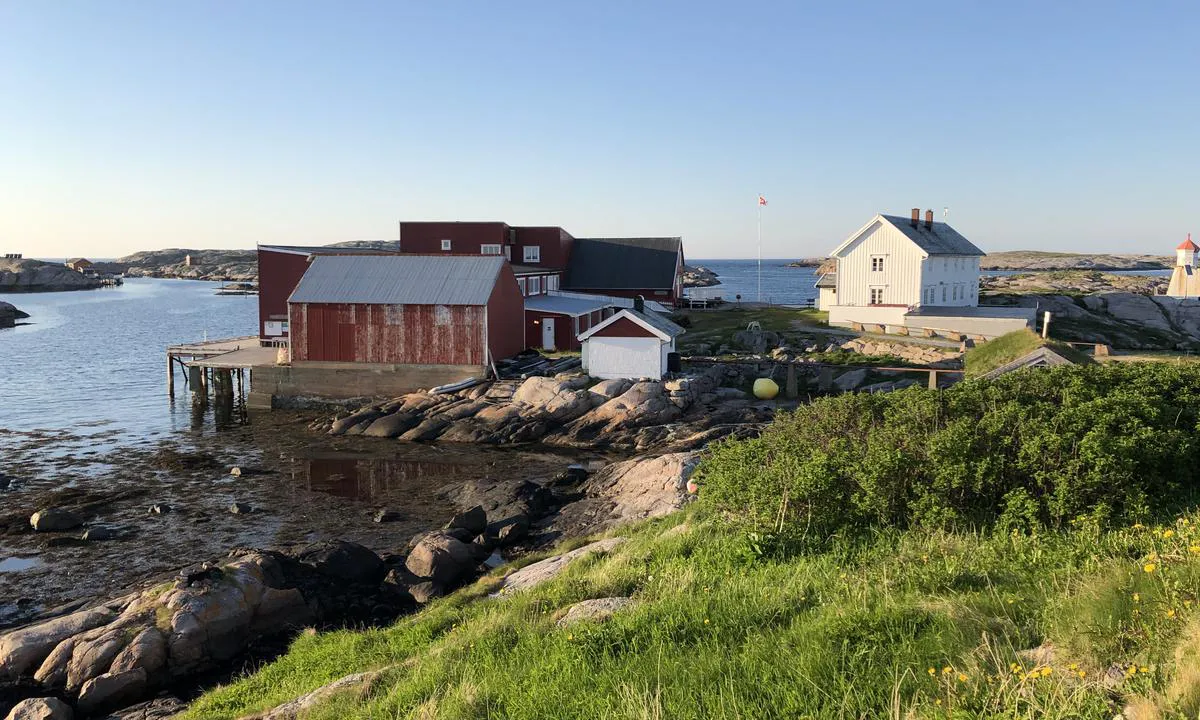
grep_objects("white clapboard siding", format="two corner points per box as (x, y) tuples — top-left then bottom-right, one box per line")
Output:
(834, 220), (926, 307)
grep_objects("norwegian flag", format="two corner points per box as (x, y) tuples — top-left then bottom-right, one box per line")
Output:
(758, 195), (767, 206)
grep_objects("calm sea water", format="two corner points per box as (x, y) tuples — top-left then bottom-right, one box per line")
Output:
(690, 259), (820, 306)
(0, 278), (258, 443)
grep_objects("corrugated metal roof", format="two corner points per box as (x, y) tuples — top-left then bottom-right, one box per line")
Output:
(289, 255), (505, 306)
(879, 216), (985, 256)
(524, 294), (612, 317)
(632, 309), (685, 338)
(564, 237), (682, 290)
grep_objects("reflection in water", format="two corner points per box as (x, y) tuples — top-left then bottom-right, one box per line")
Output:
(287, 454), (481, 500)
(0, 557), (42, 573)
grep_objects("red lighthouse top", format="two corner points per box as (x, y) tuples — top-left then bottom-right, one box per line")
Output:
(1178, 234), (1198, 251)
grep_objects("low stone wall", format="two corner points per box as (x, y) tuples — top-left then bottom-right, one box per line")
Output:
(904, 310), (1035, 339)
(251, 362), (487, 404)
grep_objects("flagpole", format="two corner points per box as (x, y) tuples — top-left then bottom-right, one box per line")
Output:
(756, 196), (762, 302)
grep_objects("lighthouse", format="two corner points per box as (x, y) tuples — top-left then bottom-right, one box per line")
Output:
(1166, 234), (1200, 298)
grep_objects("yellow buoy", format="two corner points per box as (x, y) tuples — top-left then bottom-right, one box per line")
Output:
(752, 378), (779, 400)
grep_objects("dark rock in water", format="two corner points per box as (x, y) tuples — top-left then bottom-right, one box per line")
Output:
(297, 540), (385, 583)
(492, 514), (531, 545)
(548, 466), (589, 487)
(46, 536), (87, 548)
(405, 533), (475, 586)
(82, 526), (118, 542)
(93, 695), (187, 719)
(30, 508), (83, 532)
(229, 502), (252, 515)
(3, 696), (74, 719)
(0, 474), (10, 491)
(444, 527), (475, 543)
(373, 509), (402, 523)
(146, 504), (171, 515)
(446, 505), (487, 535)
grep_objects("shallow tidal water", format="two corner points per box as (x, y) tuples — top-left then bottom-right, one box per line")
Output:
(0, 280), (595, 627)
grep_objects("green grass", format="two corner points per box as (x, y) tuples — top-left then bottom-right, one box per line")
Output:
(185, 510), (1200, 720)
(964, 329), (1093, 378)
(674, 307), (828, 353)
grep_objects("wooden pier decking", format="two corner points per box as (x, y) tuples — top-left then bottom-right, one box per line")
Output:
(165, 336), (276, 397)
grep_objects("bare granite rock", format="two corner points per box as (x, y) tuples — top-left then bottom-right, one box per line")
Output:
(2, 697), (74, 720)
(494, 537), (626, 595)
(556, 597), (634, 627)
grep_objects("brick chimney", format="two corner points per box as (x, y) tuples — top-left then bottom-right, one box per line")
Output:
(911, 208), (920, 228)
(924, 209), (934, 230)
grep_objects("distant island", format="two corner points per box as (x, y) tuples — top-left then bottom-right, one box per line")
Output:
(788, 251), (1173, 274)
(0, 258), (110, 293)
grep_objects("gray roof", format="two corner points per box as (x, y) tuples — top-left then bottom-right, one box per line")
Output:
(631, 309), (685, 338)
(289, 255), (505, 306)
(815, 272), (836, 288)
(981, 347), (1077, 379)
(524, 294), (612, 317)
(879, 216), (985, 256)
(564, 237), (682, 290)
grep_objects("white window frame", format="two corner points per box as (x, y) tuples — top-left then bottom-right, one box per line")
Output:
(440, 239), (452, 251)
(941, 286), (947, 302)
(504, 246), (512, 261)
(870, 255), (885, 272)
(480, 244), (502, 256)
(547, 275), (559, 291)
(529, 276), (541, 294)
(517, 278), (527, 295)
(523, 245), (541, 263)
(869, 287), (884, 305)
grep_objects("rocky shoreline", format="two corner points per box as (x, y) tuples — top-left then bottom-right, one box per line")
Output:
(321, 370), (772, 454)
(0, 303), (29, 329)
(0, 261), (105, 294)
(0, 449), (697, 719)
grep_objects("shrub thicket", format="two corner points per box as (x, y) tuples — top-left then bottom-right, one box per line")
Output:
(700, 363), (1200, 540)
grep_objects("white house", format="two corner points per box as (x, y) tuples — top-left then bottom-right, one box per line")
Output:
(819, 208), (1034, 337)
(578, 306), (684, 380)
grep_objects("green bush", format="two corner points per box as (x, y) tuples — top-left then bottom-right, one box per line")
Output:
(700, 363), (1200, 541)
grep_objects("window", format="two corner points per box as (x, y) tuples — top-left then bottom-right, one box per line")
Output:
(871, 256), (885, 272)
(869, 288), (884, 305)
(529, 276), (541, 294)
(504, 246), (512, 261)
(523, 245), (541, 263)
(480, 244), (502, 256)
(517, 278), (527, 295)
(941, 286), (947, 302)
(440, 239), (452, 251)
(547, 275), (559, 291)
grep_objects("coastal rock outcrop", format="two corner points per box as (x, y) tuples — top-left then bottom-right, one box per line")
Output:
(0, 260), (101, 293)
(682, 265), (720, 288)
(325, 368), (762, 453)
(984, 292), (1200, 349)
(0, 302), (29, 329)
(2, 697), (74, 720)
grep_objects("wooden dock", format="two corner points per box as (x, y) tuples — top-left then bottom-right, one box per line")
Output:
(165, 336), (276, 399)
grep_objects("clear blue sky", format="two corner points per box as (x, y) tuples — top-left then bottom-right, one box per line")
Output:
(2, 1), (1196, 259)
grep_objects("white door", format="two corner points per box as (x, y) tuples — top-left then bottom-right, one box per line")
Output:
(542, 318), (556, 350)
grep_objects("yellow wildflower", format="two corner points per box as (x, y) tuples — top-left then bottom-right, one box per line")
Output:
(928, 667), (936, 677)
(957, 673), (968, 683)
(1190, 545), (1200, 554)
(1144, 562), (1157, 573)
(1068, 662), (1078, 670)
(1167, 609), (1177, 619)
(935, 699), (942, 706)
(1133, 523), (1144, 529)
(703, 618), (709, 625)
(1040, 666), (1053, 677)
(942, 666), (952, 676)
(1010, 662), (1022, 673)
(1164, 529), (1176, 538)
(1077, 670), (1086, 678)
(1133, 593), (1140, 603)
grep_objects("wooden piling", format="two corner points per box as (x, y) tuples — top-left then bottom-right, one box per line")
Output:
(927, 370), (939, 389)
(167, 355), (174, 396)
(785, 363), (798, 399)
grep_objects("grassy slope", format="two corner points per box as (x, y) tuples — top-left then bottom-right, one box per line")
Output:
(186, 509), (1200, 720)
(964, 329), (1093, 378)
(674, 307), (828, 353)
